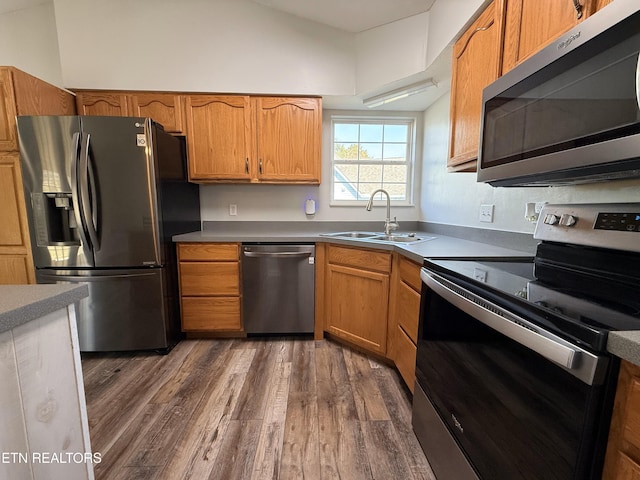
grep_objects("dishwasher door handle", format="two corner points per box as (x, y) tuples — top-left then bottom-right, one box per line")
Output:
(243, 251), (312, 258)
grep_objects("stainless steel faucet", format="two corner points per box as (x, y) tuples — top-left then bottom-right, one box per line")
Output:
(366, 188), (399, 236)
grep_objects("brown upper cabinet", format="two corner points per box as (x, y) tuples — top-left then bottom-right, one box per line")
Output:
(185, 95), (321, 184)
(447, 0), (611, 172)
(448, 1), (500, 171)
(75, 91), (130, 117)
(75, 90), (186, 134)
(185, 95), (253, 182)
(129, 93), (185, 134)
(76, 91), (322, 184)
(0, 66), (76, 284)
(253, 97), (322, 184)
(500, 0), (598, 75)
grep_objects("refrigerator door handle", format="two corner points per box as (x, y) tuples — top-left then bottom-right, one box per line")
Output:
(144, 118), (162, 265)
(79, 132), (100, 251)
(70, 132), (93, 263)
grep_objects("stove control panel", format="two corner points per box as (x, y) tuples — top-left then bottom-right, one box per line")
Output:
(534, 203), (640, 253)
(594, 212), (640, 232)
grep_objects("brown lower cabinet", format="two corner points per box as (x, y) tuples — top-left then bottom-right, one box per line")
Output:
(324, 244), (392, 356)
(388, 254), (422, 393)
(320, 244), (423, 391)
(177, 243), (243, 333)
(603, 359), (640, 480)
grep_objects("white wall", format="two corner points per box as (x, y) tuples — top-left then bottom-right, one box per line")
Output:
(420, 93), (640, 234)
(0, 3), (65, 88)
(200, 108), (423, 222)
(355, 13), (429, 94)
(53, 0), (355, 95)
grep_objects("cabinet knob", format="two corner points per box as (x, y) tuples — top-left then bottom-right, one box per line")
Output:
(259, 159), (263, 174)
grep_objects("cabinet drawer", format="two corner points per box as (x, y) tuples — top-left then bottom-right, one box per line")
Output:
(397, 280), (421, 343)
(398, 255), (422, 292)
(180, 262), (239, 296)
(327, 245), (391, 273)
(395, 325), (417, 393)
(181, 297), (241, 331)
(178, 243), (239, 261)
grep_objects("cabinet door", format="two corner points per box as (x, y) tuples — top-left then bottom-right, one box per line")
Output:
(0, 154), (27, 247)
(0, 154), (34, 284)
(11, 68), (76, 116)
(185, 95), (253, 182)
(254, 97), (321, 184)
(501, 0), (594, 74)
(325, 263), (389, 355)
(0, 255), (30, 284)
(0, 69), (18, 151)
(603, 360), (640, 480)
(130, 93), (185, 134)
(76, 92), (131, 116)
(448, 2), (500, 171)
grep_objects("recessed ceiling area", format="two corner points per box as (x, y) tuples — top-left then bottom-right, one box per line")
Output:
(250, 0), (436, 32)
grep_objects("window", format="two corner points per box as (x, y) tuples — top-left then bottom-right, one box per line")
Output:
(331, 117), (415, 205)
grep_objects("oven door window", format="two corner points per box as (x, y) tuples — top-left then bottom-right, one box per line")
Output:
(415, 287), (606, 480)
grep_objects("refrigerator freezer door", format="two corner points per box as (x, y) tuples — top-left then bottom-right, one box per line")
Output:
(37, 268), (175, 352)
(17, 116), (95, 268)
(79, 116), (162, 267)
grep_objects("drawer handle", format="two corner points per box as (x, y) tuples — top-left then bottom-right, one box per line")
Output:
(244, 251), (311, 258)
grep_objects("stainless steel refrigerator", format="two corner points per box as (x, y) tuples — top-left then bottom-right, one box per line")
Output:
(17, 116), (200, 352)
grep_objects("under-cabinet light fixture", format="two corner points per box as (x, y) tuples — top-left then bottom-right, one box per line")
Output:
(362, 79), (438, 108)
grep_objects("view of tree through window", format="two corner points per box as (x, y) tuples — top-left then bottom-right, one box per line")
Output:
(332, 119), (413, 202)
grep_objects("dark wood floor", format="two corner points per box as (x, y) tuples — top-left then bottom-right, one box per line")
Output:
(81, 338), (435, 480)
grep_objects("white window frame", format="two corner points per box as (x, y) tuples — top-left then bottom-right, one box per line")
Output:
(330, 115), (416, 207)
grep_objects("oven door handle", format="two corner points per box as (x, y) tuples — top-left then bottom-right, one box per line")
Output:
(421, 269), (579, 370)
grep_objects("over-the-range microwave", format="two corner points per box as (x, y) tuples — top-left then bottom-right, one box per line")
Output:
(478, 0), (640, 187)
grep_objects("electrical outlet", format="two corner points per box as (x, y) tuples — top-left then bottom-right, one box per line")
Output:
(479, 204), (494, 223)
(535, 202), (547, 214)
(229, 204), (237, 216)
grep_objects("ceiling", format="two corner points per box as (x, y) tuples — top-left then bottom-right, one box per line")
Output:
(250, 0), (436, 33)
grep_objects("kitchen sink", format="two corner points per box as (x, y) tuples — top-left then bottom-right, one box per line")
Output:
(321, 231), (434, 244)
(321, 231), (379, 239)
(371, 234), (434, 243)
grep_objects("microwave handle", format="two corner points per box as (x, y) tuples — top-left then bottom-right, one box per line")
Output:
(636, 52), (640, 112)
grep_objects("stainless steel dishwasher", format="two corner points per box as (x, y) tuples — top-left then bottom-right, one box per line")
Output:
(241, 244), (315, 334)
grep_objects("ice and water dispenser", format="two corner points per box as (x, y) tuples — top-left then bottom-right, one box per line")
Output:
(30, 192), (80, 247)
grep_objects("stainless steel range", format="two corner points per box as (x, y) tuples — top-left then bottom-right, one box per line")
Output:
(412, 203), (640, 480)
